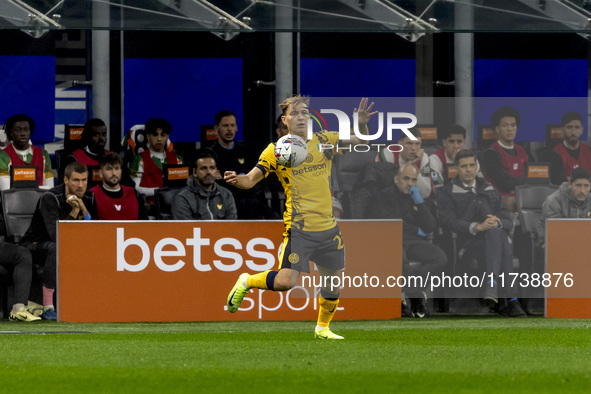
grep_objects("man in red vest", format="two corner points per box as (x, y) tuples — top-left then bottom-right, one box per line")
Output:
(91, 152), (146, 220)
(482, 106), (531, 212)
(129, 118), (183, 196)
(429, 124), (482, 182)
(67, 118), (109, 166)
(547, 112), (591, 185)
(0, 114), (54, 190)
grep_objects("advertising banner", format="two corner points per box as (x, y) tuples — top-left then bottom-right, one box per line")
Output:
(546, 219), (591, 318)
(58, 220), (402, 322)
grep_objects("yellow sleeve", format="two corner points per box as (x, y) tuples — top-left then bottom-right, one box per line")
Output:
(255, 143), (277, 178)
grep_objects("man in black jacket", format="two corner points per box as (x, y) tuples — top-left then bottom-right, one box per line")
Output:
(437, 149), (526, 317)
(368, 163), (447, 318)
(22, 162), (97, 320)
(172, 150), (237, 220)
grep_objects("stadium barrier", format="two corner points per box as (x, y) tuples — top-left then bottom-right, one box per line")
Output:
(546, 219), (591, 318)
(57, 220), (402, 322)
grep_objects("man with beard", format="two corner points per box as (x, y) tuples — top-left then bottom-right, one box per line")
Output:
(210, 110), (275, 219)
(172, 149), (236, 220)
(22, 162), (97, 320)
(91, 152), (146, 220)
(0, 114), (54, 190)
(546, 112), (591, 185)
(537, 167), (591, 244)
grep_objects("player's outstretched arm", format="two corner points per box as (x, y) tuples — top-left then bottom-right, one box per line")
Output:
(224, 167), (264, 190)
(341, 97), (378, 146)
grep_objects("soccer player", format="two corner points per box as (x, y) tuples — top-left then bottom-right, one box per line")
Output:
(224, 96), (375, 339)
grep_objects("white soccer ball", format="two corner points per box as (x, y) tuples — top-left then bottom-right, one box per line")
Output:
(274, 134), (308, 168)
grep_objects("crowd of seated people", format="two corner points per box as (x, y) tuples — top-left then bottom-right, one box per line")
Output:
(1, 105), (591, 321)
(342, 106), (591, 318)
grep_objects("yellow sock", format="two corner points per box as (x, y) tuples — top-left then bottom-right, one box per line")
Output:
(317, 296), (339, 328)
(246, 270), (273, 290)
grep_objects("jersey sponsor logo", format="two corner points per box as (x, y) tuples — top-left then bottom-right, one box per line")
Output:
(292, 163), (327, 176)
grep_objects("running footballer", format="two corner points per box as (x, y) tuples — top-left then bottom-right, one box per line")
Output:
(224, 96), (375, 339)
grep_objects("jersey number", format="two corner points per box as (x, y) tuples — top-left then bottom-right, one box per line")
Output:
(333, 234), (344, 250)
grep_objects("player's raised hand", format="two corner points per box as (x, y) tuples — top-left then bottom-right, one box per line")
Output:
(224, 171), (239, 184)
(354, 97), (378, 125)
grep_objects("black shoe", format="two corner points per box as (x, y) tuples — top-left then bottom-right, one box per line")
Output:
(497, 299), (527, 318)
(483, 281), (498, 307)
(413, 292), (430, 319)
(401, 293), (414, 318)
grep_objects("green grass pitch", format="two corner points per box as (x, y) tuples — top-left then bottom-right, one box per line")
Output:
(1, 317), (590, 393)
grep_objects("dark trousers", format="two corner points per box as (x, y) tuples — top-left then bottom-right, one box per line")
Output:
(403, 239), (448, 296)
(23, 241), (56, 289)
(462, 227), (516, 298)
(0, 242), (33, 304)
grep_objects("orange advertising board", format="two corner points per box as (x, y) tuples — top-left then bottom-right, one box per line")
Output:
(167, 166), (190, 180)
(69, 127), (84, 141)
(13, 168), (36, 181)
(418, 127), (438, 141)
(57, 220), (402, 322)
(546, 220), (591, 318)
(481, 127), (497, 140)
(549, 127), (563, 140)
(527, 165), (549, 179)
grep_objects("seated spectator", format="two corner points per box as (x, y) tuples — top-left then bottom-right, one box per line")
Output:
(482, 106), (531, 212)
(0, 114), (54, 190)
(210, 110), (276, 219)
(437, 149), (526, 317)
(378, 127), (443, 198)
(537, 167), (591, 245)
(546, 112), (591, 185)
(22, 162), (97, 320)
(367, 163), (447, 318)
(172, 149), (237, 220)
(91, 152), (147, 220)
(429, 124), (482, 180)
(0, 239), (40, 321)
(65, 118), (109, 167)
(129, 118), (184, 197)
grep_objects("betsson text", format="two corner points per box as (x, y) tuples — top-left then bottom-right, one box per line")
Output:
(116, 227), (277, 272)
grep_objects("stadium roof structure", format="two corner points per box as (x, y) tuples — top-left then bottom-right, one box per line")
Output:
(2, 0), (591, 39)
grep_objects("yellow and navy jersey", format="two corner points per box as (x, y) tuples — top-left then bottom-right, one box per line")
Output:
(256, 131), (340, 233)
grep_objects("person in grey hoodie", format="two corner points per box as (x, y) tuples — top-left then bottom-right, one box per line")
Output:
(172, 150), (237, 220)
(537, 167), (591, 245)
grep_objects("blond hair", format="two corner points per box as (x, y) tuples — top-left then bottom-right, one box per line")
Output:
(279, 95), (310, 116)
